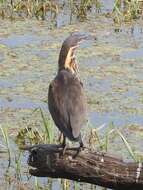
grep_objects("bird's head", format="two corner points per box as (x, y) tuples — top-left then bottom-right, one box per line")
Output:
(58, 33), (88, 75)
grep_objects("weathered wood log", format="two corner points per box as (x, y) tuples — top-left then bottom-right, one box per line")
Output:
(24, 144), (143, 190)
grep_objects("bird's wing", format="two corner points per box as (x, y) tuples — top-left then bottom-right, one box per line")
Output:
(48, 80), (67, 129)
(48, 78), (72, 138)
(48, 72), (87, 139)
(67, 81), (87, 138)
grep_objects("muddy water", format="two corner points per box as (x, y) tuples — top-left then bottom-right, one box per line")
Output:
(1, 3), (143, 189)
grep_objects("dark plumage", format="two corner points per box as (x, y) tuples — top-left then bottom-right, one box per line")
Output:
(48, 34), (87, 148)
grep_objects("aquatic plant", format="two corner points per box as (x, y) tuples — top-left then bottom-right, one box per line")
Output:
(34, 177), (42, 190)
(0, 0), (143, 23)
(0, 125), (11, 167)
(14, 151), (22, 180)
(88, 125), (104, 150)
(69, 0), (102, 21)
(0, 113), (141, 189)
(104, 122), (137, 161)
(39, 108), (54, 143)
(0, 0), (58, 20)
(88, 121), (137, 162)
(113, 0), (143, 23)
(16, 108), (54, 147)
(0, 0), (102, 21)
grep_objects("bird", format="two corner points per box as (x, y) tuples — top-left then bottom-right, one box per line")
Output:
(48, 33), (87, 151)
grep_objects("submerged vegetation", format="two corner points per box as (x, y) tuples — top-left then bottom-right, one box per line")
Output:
(0, 0), (143, 23)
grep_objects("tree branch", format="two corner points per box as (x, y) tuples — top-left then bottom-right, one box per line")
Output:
(24, 144), (143, 190)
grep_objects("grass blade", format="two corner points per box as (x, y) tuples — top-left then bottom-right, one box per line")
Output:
(116, 129), (137, 161)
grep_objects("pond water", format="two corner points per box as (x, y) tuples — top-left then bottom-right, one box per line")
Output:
(0, 1), (143, 189)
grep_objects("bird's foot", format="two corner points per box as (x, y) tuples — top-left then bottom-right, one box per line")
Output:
(72, 144), (85, 159)
(62, 144), (68, 155)
(59, 143), (68, 157)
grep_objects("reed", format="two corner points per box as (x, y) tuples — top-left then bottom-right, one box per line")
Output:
(0, 0), (58, 20)
(70, 0), (102, 21)
(0, 0), (142, 23)
(40, 108), (54, 144)
(88, 121), (137, 163)
(113, 0), (142, 23)
(34, 177), (41, 190)
(0, 125), (11, 167)
(15, 151), (22, 181)
(104, 122), (137, 161)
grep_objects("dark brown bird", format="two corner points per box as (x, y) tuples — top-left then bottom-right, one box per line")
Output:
(48, 33), (87, 150)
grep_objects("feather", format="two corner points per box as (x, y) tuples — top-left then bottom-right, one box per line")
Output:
(48, 69), (87, 141)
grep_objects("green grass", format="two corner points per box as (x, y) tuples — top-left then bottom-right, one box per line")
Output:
(88, 121), (137, 162)
(0, 125), (11, 167)
(15, 151), (22, 180)
(40, 108), (54, 144)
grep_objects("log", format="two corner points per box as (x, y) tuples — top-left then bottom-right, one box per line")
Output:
(24, 144), (143, 190)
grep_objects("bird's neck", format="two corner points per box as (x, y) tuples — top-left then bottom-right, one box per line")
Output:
(58, 67), (74, 74)
(58, 68), (81, 82)
(58, 66), (75, 75)
(58, 45), (68, 71)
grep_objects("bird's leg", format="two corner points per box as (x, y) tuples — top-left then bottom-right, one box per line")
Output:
(58, 132), (62, 143)
(62, 135), (68, 155)
(73, 136), (84, 158)
(79, 139), (84, 149)
(78, 134), (85, 150)
(62, 135), (66, 147)
(59, 135), (67, 156)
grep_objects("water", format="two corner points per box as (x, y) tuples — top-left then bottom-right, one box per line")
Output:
(0, 34), (40, 48)
(0, 96), (47, 110)
(121, 48), (143, 59)
(90, 111), (143, 127)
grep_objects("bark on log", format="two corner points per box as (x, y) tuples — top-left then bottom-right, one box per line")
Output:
(24, 144), (143, 190)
